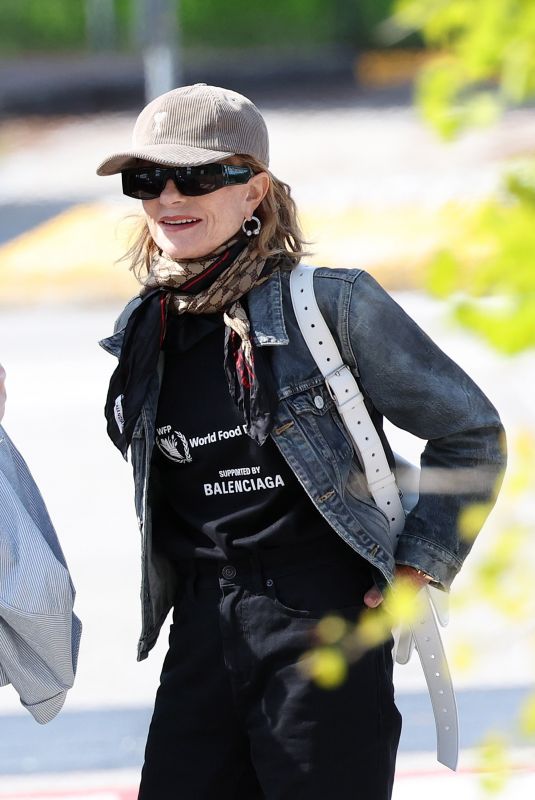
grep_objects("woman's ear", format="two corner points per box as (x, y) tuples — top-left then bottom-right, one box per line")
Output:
(245, 171), (270, 210)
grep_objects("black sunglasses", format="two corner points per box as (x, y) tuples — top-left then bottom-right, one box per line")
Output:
(121, 164), (253, 199)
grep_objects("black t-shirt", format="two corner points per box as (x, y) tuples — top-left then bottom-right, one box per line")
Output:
(150, 312), (334, 561)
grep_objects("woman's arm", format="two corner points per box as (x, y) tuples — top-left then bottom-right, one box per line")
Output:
(347, 272), (506, 591)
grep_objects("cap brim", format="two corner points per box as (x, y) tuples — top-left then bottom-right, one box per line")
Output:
(96, 144), (236, 176)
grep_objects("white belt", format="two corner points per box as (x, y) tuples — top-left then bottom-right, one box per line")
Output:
(290, 265), (459, 770)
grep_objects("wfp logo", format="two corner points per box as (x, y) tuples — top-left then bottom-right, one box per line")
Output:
(155, 425), (192, 464)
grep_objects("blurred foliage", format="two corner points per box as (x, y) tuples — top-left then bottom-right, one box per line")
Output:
(425, 163), (535, 354)
(519, 694), (535, 738)
(389, 0), (535, 353)
(388, 5), (535, 792)
(180, 0), (339, 49)
(350, 0), (398, 46)
(477, 734), (512, 795)
(452, 429), (534, 623)
(452, 429), (535, 793)
(392, 0), (535, 139)
(0, 0), (86, 51)
(0, 0), (397, 54)
(0, 0), (134, 51)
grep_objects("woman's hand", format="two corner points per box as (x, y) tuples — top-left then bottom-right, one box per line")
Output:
(363, 564), (433, 608)
(0, 364), (6, 423)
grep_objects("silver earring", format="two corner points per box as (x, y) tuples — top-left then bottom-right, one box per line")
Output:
(242, 215), (261, 237)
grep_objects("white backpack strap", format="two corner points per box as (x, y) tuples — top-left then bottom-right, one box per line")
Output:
(411, 589), (459, 770)
(290, 264), (458, 771)
(290, 265), (405, 541)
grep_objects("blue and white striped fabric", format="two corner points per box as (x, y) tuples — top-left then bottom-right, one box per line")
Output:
(0, 424), (81, 723)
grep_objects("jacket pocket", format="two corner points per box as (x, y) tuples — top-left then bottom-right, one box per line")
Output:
(284, 383), (353, 462)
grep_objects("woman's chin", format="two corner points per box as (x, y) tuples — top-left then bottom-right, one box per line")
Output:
(160, 239), (206, 261)
(164, 246), (200, 260)
(154, 225), (207, 260)
(155, 225), (241, 261)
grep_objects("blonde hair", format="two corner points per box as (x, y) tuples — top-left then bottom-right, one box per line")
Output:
(120, 155), (308, 283)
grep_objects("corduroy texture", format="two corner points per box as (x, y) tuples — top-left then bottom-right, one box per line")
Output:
(96, 84), (269, 175)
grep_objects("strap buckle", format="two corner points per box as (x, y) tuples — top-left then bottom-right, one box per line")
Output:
(325, 365), (359, 408)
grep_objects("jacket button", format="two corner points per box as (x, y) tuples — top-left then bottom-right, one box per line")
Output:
(314, 395), (325, 409)
(222, 565), (237, 580)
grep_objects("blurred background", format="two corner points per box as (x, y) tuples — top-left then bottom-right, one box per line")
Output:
(1, 1), (534, 798)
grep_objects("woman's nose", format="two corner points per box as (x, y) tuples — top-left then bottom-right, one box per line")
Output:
(159, 177), (184, 202)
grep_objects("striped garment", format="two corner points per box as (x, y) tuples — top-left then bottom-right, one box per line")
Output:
(0, 424), (81, 723)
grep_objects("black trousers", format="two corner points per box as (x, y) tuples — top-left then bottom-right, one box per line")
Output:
(138, 539), (402, 799)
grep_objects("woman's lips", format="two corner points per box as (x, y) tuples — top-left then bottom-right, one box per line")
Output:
(159, 215), (201, 231)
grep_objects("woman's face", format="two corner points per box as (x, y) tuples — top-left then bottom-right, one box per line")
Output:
(142, 165), (269, 260)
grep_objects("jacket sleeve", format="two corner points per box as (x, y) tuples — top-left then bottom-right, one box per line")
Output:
(346, 271), (506, 589)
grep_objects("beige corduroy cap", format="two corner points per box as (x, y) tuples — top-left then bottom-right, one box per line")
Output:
(96, 83), (269, 175)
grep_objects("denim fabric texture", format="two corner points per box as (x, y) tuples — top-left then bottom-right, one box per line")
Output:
(100, 266), (506, 662)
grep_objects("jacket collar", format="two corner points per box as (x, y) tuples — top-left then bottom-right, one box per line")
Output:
(247, 268), (289, 347)
(99, 329), (125, 358)
(100, 267), (290, 358)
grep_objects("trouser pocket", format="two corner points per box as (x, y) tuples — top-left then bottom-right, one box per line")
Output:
(265, 549), (373, 620)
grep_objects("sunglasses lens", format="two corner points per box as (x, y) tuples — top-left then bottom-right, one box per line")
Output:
(224, 166), (253, 185)
(121, 165), (252, 199)
(122, 168), (167, 199)
(179, 172), (223, 196)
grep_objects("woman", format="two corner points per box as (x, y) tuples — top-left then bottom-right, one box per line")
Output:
(97, 84), (505, 799)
